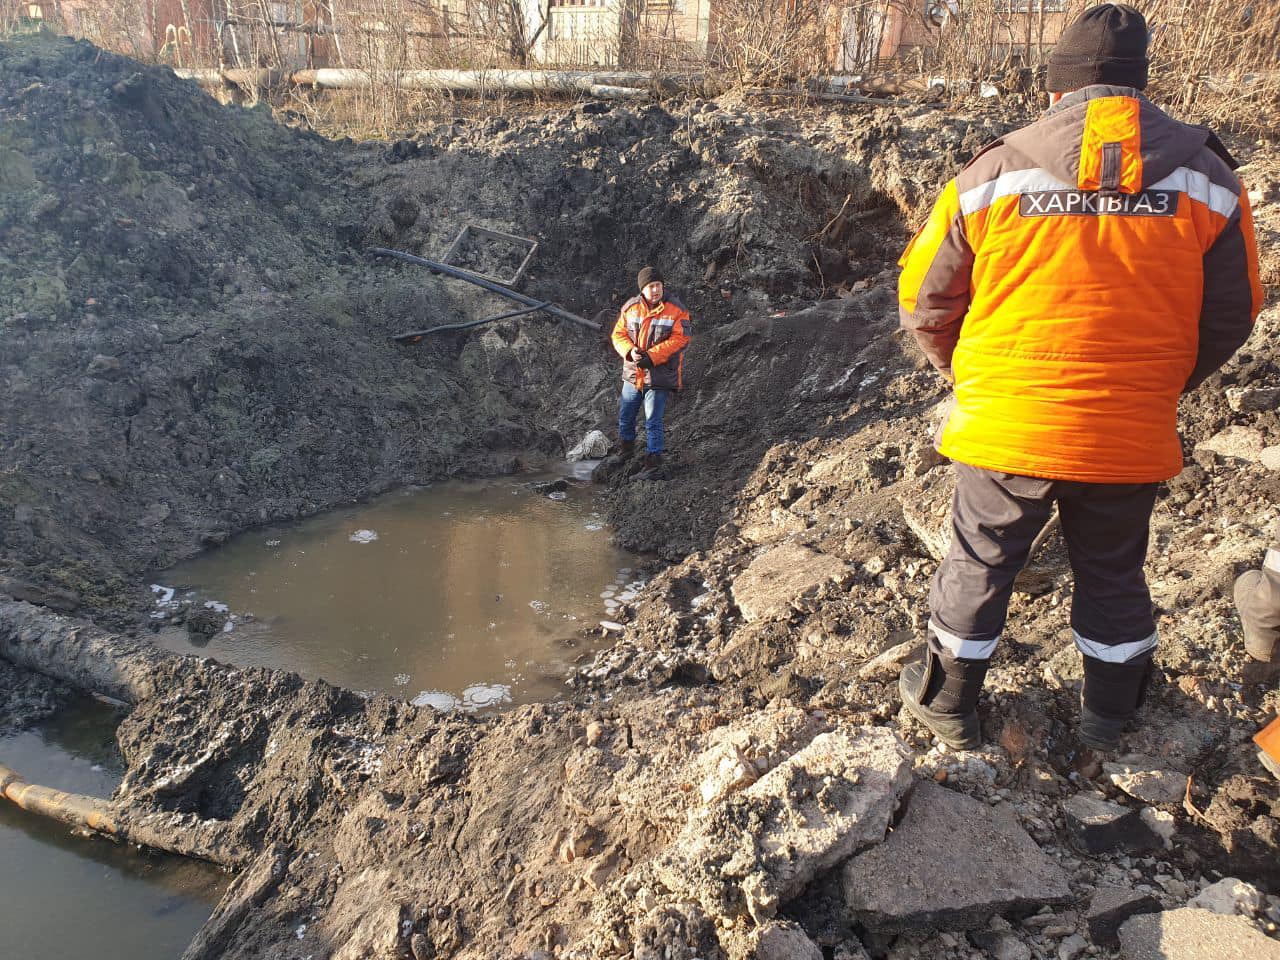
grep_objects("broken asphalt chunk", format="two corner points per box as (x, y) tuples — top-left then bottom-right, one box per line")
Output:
(1118, 907), (1280, 960)
(842, 781), (1072, 933)
(1062, 792), (1160, 855)
(1085, 886), (1162, 948)
(651, 727), (912, 925)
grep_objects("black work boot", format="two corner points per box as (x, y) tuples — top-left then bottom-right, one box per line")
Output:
(898, 647), (988, 750)
(634, 452), (664, 481)
(590, 439), (636, 484)
(1079, 655), (1153, 752)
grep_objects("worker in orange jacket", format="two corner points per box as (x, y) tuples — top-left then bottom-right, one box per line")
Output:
(608, 266), (691, 480)
(897, 4), (1263, 752)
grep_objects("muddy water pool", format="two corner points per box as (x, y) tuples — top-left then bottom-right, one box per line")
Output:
(0, 473), (637, 957)
(0, 696), (227, 958)
(152, 472), (642, 710)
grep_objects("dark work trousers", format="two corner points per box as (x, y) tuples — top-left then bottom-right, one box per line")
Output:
(929, 463), (1159, 672)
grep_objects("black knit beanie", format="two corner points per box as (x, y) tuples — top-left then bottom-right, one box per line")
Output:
(637, 266), (663, 290)
(1046, 4), (1149, 93)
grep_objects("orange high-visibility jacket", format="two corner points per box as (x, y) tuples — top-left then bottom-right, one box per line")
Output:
(611, 295), (691, 391)
(900, 86), (1263, 483)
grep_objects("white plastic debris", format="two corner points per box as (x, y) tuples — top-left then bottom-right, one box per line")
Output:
(349, 529), (379, 543)
(411, 690), (459, 711)
(566, 429), (611, 462)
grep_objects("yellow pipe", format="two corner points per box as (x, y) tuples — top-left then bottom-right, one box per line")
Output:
(0, 762), (120, 836)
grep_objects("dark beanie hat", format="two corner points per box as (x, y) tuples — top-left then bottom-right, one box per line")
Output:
(1046, 4), (1149, 93)
(637, 266), (663, 290)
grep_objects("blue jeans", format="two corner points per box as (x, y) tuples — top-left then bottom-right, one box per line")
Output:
(618, 383), (668, 454)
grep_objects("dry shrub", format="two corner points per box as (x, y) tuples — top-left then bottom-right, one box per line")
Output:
(1142, 0), (1280, 130)
(922, 0), (1279, 131)
(709, 0), (839, 88)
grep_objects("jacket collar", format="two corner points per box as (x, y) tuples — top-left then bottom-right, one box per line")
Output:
(1046, 84), (1148, 117)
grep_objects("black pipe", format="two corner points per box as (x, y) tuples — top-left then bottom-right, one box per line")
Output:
(393, 302), (552, 343)
(368, 247), (600, 331)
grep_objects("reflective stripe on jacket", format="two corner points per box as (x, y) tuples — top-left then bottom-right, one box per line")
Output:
(899, 85), (1264, 483)
(611, 295), (691, 391)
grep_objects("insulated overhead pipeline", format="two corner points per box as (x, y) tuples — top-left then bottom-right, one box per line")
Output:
(174, 68), (666, 99)
(368, 247), (600, 332)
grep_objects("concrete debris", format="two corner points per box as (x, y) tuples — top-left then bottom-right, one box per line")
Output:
(730, 543), (850, 623)
(1103, 758), (1189, 805)
(1138, 807), (1176, 848)
(1195, 426), (1267, 463)
(567, 430), (610, 462)
(1057, 933), (1088, 960)
(746, 920), (824, 960)
(1187, 877), (1266, 918)
(900, 471), (954, 561)
(970, 929), (1033, 960)
(843, 781), (1072, 933)
(1225, 385), (1280, 413)
(1085, 887), (1162, 948)
(1118, 907), (1280, 960)
(1063, 793), (1159, 855)
(856, 639), (921, 679)
(652, 727), (912, 924)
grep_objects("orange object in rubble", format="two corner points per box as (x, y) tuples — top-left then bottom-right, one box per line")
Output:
(1256, 716), (1280, 765)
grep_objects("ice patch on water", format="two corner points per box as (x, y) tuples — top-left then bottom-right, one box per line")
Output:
(150, 584), (175, 605)
(412, 690), (459, 711)
(204, 600), (229, 613)
(600, 590), (615, 599)
(222, 620), (234, 633)
(393, 673), (410, 686)
(349, 529), (379, 543)
(600, 621), (624, 632)
(461, 683), (511, 709)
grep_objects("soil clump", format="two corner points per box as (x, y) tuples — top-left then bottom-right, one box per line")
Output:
(2, 31), (1280, 960)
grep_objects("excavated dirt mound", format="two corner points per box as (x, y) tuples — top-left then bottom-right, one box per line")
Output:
(0, 33), (1009, 622)
(2, 30), (1280, 960)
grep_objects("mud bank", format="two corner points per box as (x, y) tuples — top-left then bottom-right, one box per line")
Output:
(2, 31), (1280, 960)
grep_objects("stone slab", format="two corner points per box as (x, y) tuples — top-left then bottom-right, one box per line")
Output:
(731, 543), (850, 623)
(843, 781), (1072, 933)
(1063, 793), (1159, 855)
(652, 727), (912, 925)
(1196, 426), (1266, 464)
(1086, 886), (1162, 947)
(1103, 759), (1188, 805)
(1119, 908), (1280, 960)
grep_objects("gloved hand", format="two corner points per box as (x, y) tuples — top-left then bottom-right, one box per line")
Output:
(636, 350), (654, 370)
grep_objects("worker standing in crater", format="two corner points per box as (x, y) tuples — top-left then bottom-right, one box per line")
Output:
(895, 4), (1263, 752)
(604, 266), (691, 482)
